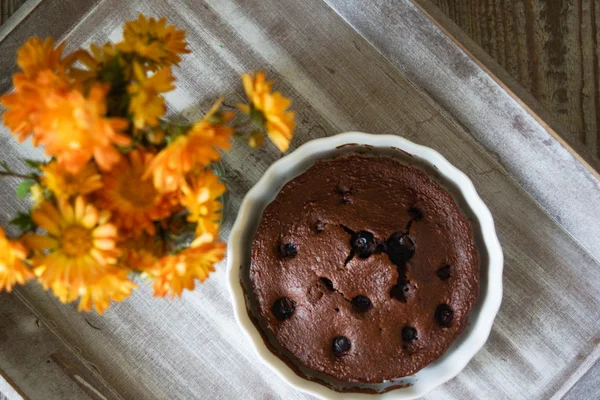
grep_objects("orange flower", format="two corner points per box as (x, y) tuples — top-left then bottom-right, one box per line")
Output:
(180, 171), (225, 243)
(1, 37), (73, 142)
(144, 99), (233, 193)
(41, 161), (103, 199)
(49, 269), (136, 314)
(118, 14), (190, 67)
(2, 37), (129, 171)
(128, 63), (175, 129)
(34, 83), (130, 173)
(0, 227), (33, 292)
(23, 197), (119, 290)
(15, 37), (68, 79)
(238, 71), (295, 152)
(96, 150), (178, 237)
(152, 239), (225, 298)
(78, 269), (136, 314)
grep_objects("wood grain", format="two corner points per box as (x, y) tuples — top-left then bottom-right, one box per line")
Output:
(0, 291), (107, 400)
(431, 0), (600, 167)
(0, 0), (26, 25)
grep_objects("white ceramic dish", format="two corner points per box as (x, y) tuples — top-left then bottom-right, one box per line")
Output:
(227, 132), (503, 399)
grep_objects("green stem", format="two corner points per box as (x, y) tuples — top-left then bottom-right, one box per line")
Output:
(0, 171), (38, 180)
(222, 101), (237, 109)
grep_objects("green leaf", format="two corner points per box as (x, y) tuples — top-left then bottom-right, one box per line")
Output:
(0, 161), (12, 172)
(99, 54), (125, 84)
(24, 159), (43, 170)
(16, 179), (36, 199)
(249, 108), (266, 127)
(10, 212), (35, 231)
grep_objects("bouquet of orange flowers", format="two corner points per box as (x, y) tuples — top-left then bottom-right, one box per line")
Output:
(0, 15), (295, 314)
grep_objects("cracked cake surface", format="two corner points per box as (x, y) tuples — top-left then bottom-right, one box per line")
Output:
(248, 154), (480, 386)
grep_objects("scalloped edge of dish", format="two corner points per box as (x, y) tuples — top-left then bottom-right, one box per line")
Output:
(227, 132), (503, 399)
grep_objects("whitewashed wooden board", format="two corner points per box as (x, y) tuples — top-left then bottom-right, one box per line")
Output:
(1, 0), (599, 399)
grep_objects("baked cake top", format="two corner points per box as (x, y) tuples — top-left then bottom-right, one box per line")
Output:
(249, 154), (479, 385)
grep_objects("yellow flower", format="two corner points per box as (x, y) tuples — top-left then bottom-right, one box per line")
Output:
(0, 227), (33, 292)
(118, 14), (190, 67)
(96, 150), (178, 237)
(180, 171), (225, 243)
(29, 184), (46, 208)
(34, 83), (130, 173)
(152, 240), (225, 298)
(72, 43), (120, 83)
(144, 99), (234, 193)
(23, 197), (119, 290)
(128, 63), (175, 129)
(238, 71), (295, 152)
(49, 269), (136, 315)
(42, 161), (103, 199)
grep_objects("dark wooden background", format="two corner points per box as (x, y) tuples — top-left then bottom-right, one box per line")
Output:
(0, 0), (26, 25)
(431, 0), (600, 169)
(1, 0), (599, 169)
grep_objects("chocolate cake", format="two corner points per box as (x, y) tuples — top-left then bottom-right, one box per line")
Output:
(247, 154), (479, 391)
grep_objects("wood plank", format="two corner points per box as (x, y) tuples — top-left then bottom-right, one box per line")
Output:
(0, 0), (27, 25)
(0, 0), (599, 399)
(564, 359), (600, 400)
(0, 291), (119, 400)
(429, 0), (600, 171)
(0, 0), (101, 91)
(0, 369), (25, 400)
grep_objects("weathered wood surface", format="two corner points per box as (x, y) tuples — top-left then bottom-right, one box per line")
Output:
(0, 0), (599, 399)
(0, 291), (114, 400)
(0, 0), (26, 25)
(428, 0), (600, 172)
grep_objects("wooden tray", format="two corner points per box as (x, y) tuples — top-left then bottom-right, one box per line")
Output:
(1, 1), (599, 399)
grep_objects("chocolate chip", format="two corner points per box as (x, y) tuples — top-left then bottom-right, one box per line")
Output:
(402, 326), (418, 342)
(279, 242), (298, 258)
(436, 265), (451, 281)
(332, 336), (351, 356)
(319, 277), (334, 291)
(351, 295), (372, 312)
(435, 304), (454, 326)
(390, 280), (417, 302)
(272, 297), (296, 320)
(350, 230), (375, 258)
(386, 232), (415, 265)
(408, 207), (423, 220)
(390, 284), (404, 302)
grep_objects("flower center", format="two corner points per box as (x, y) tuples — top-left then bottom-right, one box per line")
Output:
(118, 171), (157, 208)
(61, 225), (93, 257)
(63, 174), (80, 195)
